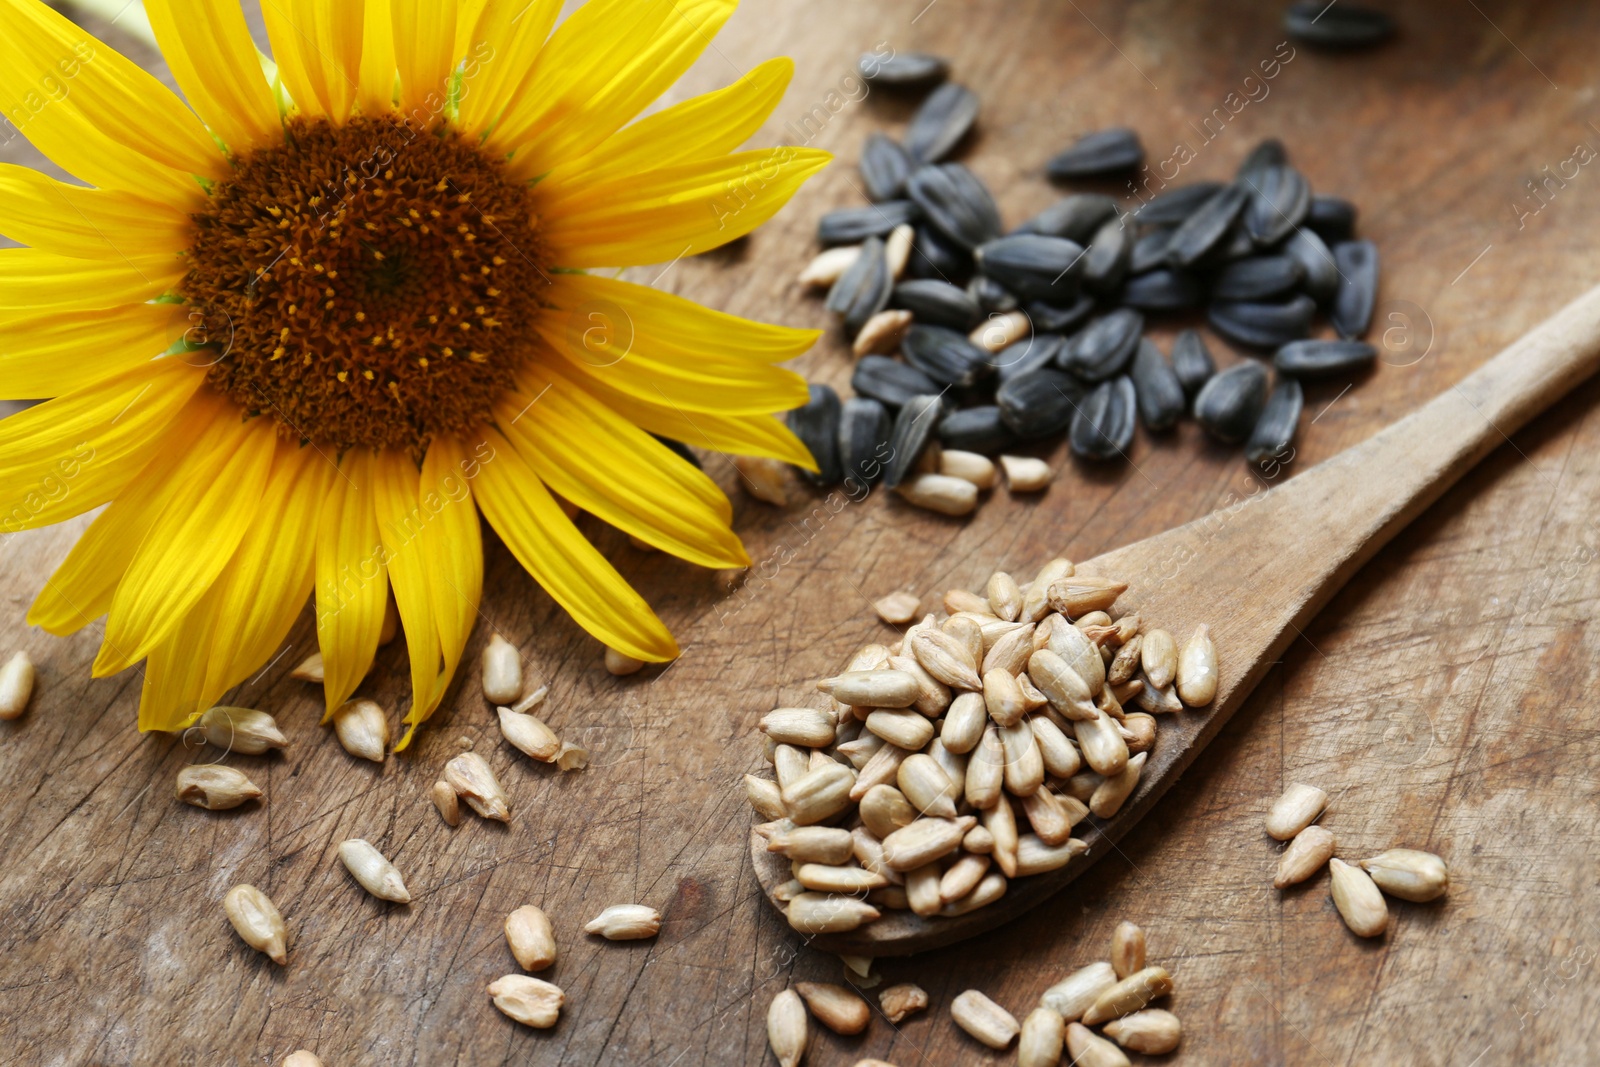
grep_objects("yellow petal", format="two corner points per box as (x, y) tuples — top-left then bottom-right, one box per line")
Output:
(0, 163), (194, 260)
(26, 389), (219, 635)
(95, 410), (278, 676)
(468, 425), (677, 662)
(143, 0), (283, 151)
(261, 0), (366, 120)
(202, 441), (330, 700)
(0, 0), (225, 200)
(396, 434), (484, 749)
(390, 0), (459, 119)
(137, 584), (225, 732)
(372, 448), (446, 720)
(314, 447), (389, 716)
(496, 374), (746, 568)
(0, 248), (184, 312)
(0, 304), (189, 399)
(453, 0), (561, 138)
(0, 358), (205, 531)
(540, 147), (830, 267)
(357, 0), (398, 114)
(495, 0), (738, 175)
(541, 57), (793, 192)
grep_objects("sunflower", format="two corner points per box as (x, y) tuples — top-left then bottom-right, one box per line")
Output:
(0, 0), (828, 745)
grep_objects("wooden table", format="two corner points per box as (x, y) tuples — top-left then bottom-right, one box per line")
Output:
(4, 2), (1599, 1064)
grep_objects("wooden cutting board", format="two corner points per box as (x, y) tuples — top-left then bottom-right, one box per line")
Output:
(3, 2), (1598, 1064)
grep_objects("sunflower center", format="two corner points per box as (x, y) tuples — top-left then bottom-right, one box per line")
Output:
(182, 115), (549, 453)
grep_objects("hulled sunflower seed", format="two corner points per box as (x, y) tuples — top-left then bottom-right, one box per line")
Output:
(1047, 127), (1144, 180)
(827, 235), (892, 336)
(1070, 377), (1137, 461)
(963, 824), (996, 854)
(859, 784), (917, 838)
(444, 751), (511, 821)
(784, 762), (857, 824)
(1285, 1), (1395, 48)
(1167, 183), (1248, 267)
(176, 765), (263, 810)
(338, 839), (411, 903)
(431, 780), (461, 825)
(1140, 629), (1177, 689)
(1176, 624), (1218, 706)
(1017, 193), (1119, 242)
(1041, 961), (1118, 1020)
(1048, 577), (1127, 629)
(498, 707), (562, 762)
(852, 308), (913, 358)
(885, 223), (915, 280)
(902, 324), (991, 387)
(907, 163), (1002, 250)
(873, 594), (919, 629)
(911, 627), (983, 690)
(1066, 1022), (1132, 1067)
(1111, 921), (1147, 979)
(897, 753), (958, 817)
(1360, 848), (1449, 902)
(1061, 308), (1142, 382)
(1135, 181), (1224, 226)
(800, 245), (862, 289)
(0, 651), (34, 720)
(1075, 710), (1130, 777)
(887, 651), (950, 716)
(786, 892), (880, 933)
(939, 851), (991, 902)
(1208, 293), (1317, 349)
(768, 826), (855, 865)
(1103, 1008), (1183, 1055)
(940, 691), (988, 754)
(1020, 786), (1079, 845)
(898, 473), (978, 516)
(1090, 751), (1146, 818)
(999, 720), (1045, 796)
(905, 82), (979, 163)
(1242, 165), (1310, 245)
(970, 309), (1032, 354)
(861, 132), (915, 201)
(1018, 1006), (1066, 1067)
(940, 449), (997, 489)
(1121, 711), (1157, 754)
(733, 456), (790, 505)
(584, 903), (661, 940)
(982, 668), (1027, 726)
(1031, 716), (1082, 778)
(1194, 361), (1270, 443)
(761, 707), (837, 747)
(796, 863), (889, 894)
(1275, 338), (1378, 378)
(1275, 824), (1337, 888)
(480, 634), (522, 705)
(818, 202), (919, 247)
(332, 699), (388, 762)
(789, 384), (843, 486)
(1081, 966), (1174, 1025)
(1130, 339), (1185, 431)
(952, 989), (1020, 1049)
(974, 235), (1085, 303)
(504, 904), (558, 972)
(1329, 858), (1389, 937)
(201, 706), (288, 755)
(882, 815), (975, 870)
(966, 725), (1005, 809)
(774, 744), (810, 789)
(795, 981), (871, 1035)
(1213, 254), (1304, 301)
(984, 799), (1021, 876)
(289, 651), (324, 683)
(1245, 376), (1304, 468)
(1170, 328), (1216, 396)
(1108, 634), (1144, 685)
(1284, 226), (1339, 302)
(1028, 648), (1097, 721)
(892, 278), (982, 331)
(224, 884), (288, 964)
(1265, 782), (1329, 840)
(880, 983), (929, 1024)
(983, 623), (1036, 675)
(283, 1052), (323, 1067)
(999, 453), (1053, 492)
(488, 974), (563, 1029)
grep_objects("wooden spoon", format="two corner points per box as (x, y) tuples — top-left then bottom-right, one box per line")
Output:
(752, 283), (1600, 956)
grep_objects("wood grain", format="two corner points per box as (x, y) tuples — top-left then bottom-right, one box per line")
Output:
(5, 2), (1600, 1064)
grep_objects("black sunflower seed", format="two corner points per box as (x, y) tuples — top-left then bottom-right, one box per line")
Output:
(839, 397), (892, 486)
(1236, 138), (1288, 180)
(973, 234), (1085, 303)
(997, 369), (1086, 438)
(1211, 255), (1304, 301)
(852, 355), (940, 409)
(859, 51), (950, 88)
(1273, 338), (1378, 378)
(1306, 195), (1357, 243)
(1166, 183), (1249, 268)
(1207, 293), (1317, 350)
(1244, 377), (1304, 467)
(968, 274), (1019, 313)
(938, 404), (1017, 455)
(901, 324), (992, 387)
(1283, 227), (1339, 303)
(652, 436), (701, 469)
(1133, 182), (1224, 226)
(905, 82), (980, 164)
(1130, 339), (1185, 432)
(1193, 361), (1269, 443)
(1120, 269), (1205, 312)
(1331, 239), (1379, 339)
(825, 235), (891, 336)
(1014, 194), (1120, 243)
(993, 333), (1067, 384)
(907, 163), (1003, 251)
(1068, 376), (1137, 461)
(1061, 308), (1143, 381)
(817, 201), (919, 246)
(1046, 127), (1145, 181)
(1241, 165), (1311, 246)
(1024, 294), (1095, 334)
(1284, 2), (1396, 49)
(1170, 328), (1217, 396)
(788, 384), (843, 486)
(906, 223), (973, 282)
(860, 133), (916, 202)
(891, 279), (982, 331)
(1129, 229), (1173, 274)
(1213, 223), (1258, 264)
(883, 394), (946, 489)
(1083, 218), (1133, 295)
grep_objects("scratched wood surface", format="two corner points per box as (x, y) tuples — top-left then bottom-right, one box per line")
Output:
(3, 2), (1600, 1064)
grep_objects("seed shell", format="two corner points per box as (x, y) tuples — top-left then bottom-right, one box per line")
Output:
(1166, 183), (1248, 267)
(826, 235), (892, 336)
(1284, 226), (1340, 302)
(1016, 193), (1119, 242)
(907, 163), (1003, 251)
(1331, 239), (1379, 338)
(1069, 377), (1137, 461)
(904, 82), (979, 163)
(1133, 181), (1223, 226)
(860, 50), (949, 87)
(1061, 309), (1142, 382)
(1082, 218), (1132, 295)
(838, 396), (892, 487)
(1169, 328), (1216, 395)
(851, 354), (940, 409)
(1275, 339), (1378, 378)
(882, 394), (945, 488)
(818, 202), (919, 247)
(1025, 294), (1096, 333)
(788, 384), (843, 487)
(1208, 293), (1317, 349)
(1212, 254), (1303, 301)
(1244, 377), (1303, 467)
(891, 278), (982, 330)
(1193, 361), (1269, 443)
(997, 369), (1085, 439)
(860, 132), (915, 201)
(1047, 127), (1144, 180)
(1241, 165), (1310, 245)
(975, 234), (1085, 303)
(1128, 229), (1173, 274)
(1237, 137), (1289, 179)
(901, 324), (991, 387)
(1129, 339), (1184, 431)
(938, 404), (1017, 455)
(1120, 269), (1204, 311)
(1285, 1), (1395, 48)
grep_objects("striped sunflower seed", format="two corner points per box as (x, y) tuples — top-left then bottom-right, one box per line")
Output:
(1208, 293), (1317, 350)
(1083, 218), (1133, 295)
(883, 394), (944, 488)
(1166, 183), (1248, 267)
(1308, 194), (1357, 240)
(1069, 377), (1137, 461)
(892, 278), (982, 331)
(1017, 193), (1118, 242)
(851, 355), (939, 409)
(1276, 337), (1378, 379)
(1194, 361), (1270, 443)
(827, 235), (892, 337)
(505, 904), (557, 971)
(1061, 309), (1142, 382)
(907, 221), (973, 280)
(1129, 339), (1185, 431)
(860, 50), (949, 86)
(1238, 137), (1288, 179)
(338, 839), (411, 903)
(488, 974), (564, 1029)
(901, 324), (991, 387)
(789, 384), (843, 486)
(974, 234), (1085, 303)
(907, 163), (1003, 250)
(1128, 229), (1172, 273)
(839, 396), (892, 487)
(1245, 376), (1304, 467)
(905, 82), (979, 163)
(1212, 254), (1304, 301)
(1047, 127), (1144, 180)
(1284, 225), (1339, 302)
(1285, 1), (1395, 48)
(997, 368), (1085, 439)
(952, 989), (1020, 1049)
(1121, 268), (1204, 311)
(176, 765), (262, 810)
(818, 202), (919, 247)
(1134, 181), (1223, 226)
(1169, 328), (1216, 396)
(860, 132), (915, 201)
(1242, 165), (1310, 245)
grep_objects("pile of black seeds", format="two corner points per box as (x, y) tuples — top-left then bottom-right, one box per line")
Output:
(786, 50), (1382, 502)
